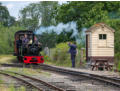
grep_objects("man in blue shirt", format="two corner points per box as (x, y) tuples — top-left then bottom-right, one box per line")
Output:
(68, 42), (77, 68)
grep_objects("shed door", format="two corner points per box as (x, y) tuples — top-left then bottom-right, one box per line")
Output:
(86, 35), (88, 61)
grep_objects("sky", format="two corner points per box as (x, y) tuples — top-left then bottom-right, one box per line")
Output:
(1, 1), (65, 20)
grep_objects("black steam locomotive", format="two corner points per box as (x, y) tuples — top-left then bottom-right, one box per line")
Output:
(14, 30), (44, 63)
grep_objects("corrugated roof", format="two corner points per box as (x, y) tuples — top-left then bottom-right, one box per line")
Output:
(85, 23), (115, 32)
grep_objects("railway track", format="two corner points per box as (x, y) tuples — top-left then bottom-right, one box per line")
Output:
(0, 70), (64, 91)
(1, 63), (120, 89)
(39, 64), (120, 88)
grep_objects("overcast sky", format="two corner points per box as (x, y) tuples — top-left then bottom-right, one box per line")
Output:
(1, 1), (65, 20)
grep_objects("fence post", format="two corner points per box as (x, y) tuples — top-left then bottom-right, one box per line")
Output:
(80, 48), (84, 66)
(44, 47), (50, 56)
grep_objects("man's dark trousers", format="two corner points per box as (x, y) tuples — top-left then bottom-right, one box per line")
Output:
(71, 54), (76, 67)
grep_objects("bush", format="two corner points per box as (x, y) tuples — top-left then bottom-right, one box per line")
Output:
(0, 24), (24, 54)
(115, 52), (120, 71)
(43, 42), (71, 67)
(52, 49), (59, 61)
(44, 42), (86, 67)
(53, 42), (69, 61)
(118, 61), (120, 71)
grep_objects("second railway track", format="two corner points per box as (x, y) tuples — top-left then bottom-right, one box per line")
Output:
(0, 70), (64, 91)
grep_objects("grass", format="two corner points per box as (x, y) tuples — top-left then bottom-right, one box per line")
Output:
(45, 59), (71, 67)
(0, 55), (16, 63)
(0, 85), (10, 91)
(4, 67), (51, 77)
(0, 84), (26, 91)
(9, 84), (26, 91)
(0, 75), (4, 84)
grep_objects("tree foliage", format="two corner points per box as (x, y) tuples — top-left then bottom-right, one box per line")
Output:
(55, 2), (120, 31)
(38, 31), (57, 48)
(56, 30), (75, 44)
(0, 23), (24, 54)
(37, 29), (75, 48)
(19, 1), (59, 30)
(0, 2), (24, 54)
(0, 3), (15, 26)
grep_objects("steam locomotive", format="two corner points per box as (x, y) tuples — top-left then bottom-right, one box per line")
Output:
(14, 30), (44, 63)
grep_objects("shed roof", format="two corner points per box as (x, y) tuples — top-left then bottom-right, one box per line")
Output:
(85, 23), (115, 33)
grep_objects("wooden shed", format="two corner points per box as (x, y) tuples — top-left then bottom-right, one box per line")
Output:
(85, 23), (115, 67)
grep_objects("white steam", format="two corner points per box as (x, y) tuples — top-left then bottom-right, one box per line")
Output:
(35, 21), (86, 44)
(35, 21), (78, 37)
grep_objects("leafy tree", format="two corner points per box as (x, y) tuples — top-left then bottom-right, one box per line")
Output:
(37, 30), (75, 48)
(0, 3), (15, 27)
(37, 31), (57, 48)
(19, 1), (59, 30)
(0, 23), (24, 54)
(56, 30), (75, 43)
(55, 1), (120, 31)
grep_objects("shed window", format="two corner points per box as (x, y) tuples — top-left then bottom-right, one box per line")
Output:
(99, 34), (107, 40)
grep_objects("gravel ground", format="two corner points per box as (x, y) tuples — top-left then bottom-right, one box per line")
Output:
(0, 67), (38, 91)
(0, 66), (120, 91)
(32, 70), (120, 91)
(0, 75), (38, 91)
(47, 64), (120, 78)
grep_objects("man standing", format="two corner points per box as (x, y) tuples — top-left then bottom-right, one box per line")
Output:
(16, 36), (22, 55)
(22, 34), (29, 47)
(68, 42), (77, 68)
(22, 34), (29, 55)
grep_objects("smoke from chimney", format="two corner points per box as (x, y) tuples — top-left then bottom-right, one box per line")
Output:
(35, 21), (86, 44)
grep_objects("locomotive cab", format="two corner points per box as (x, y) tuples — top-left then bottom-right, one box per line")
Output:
(14, 30), (44, 63)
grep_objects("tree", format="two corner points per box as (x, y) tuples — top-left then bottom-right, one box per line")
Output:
(19, 1), (59, 30)
(0, 3), (15, 27)
(37, 31), (57, 48)
(55, 2), (120, 31)
(56, 30), (75, 43)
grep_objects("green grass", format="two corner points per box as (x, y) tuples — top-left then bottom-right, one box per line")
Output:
(0, 55), (16, 63)
(117, 61), (120, 71)
(9, 85), (26, 91)
(4, 67), (51, 77)
(9, 84), (15, 91)
(0, 75), (4, 84)
(0, 82), (32, 91)
(5, 84), (26, 91)
(5, 67), (40, 76)
(45, 58), (71, 67)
